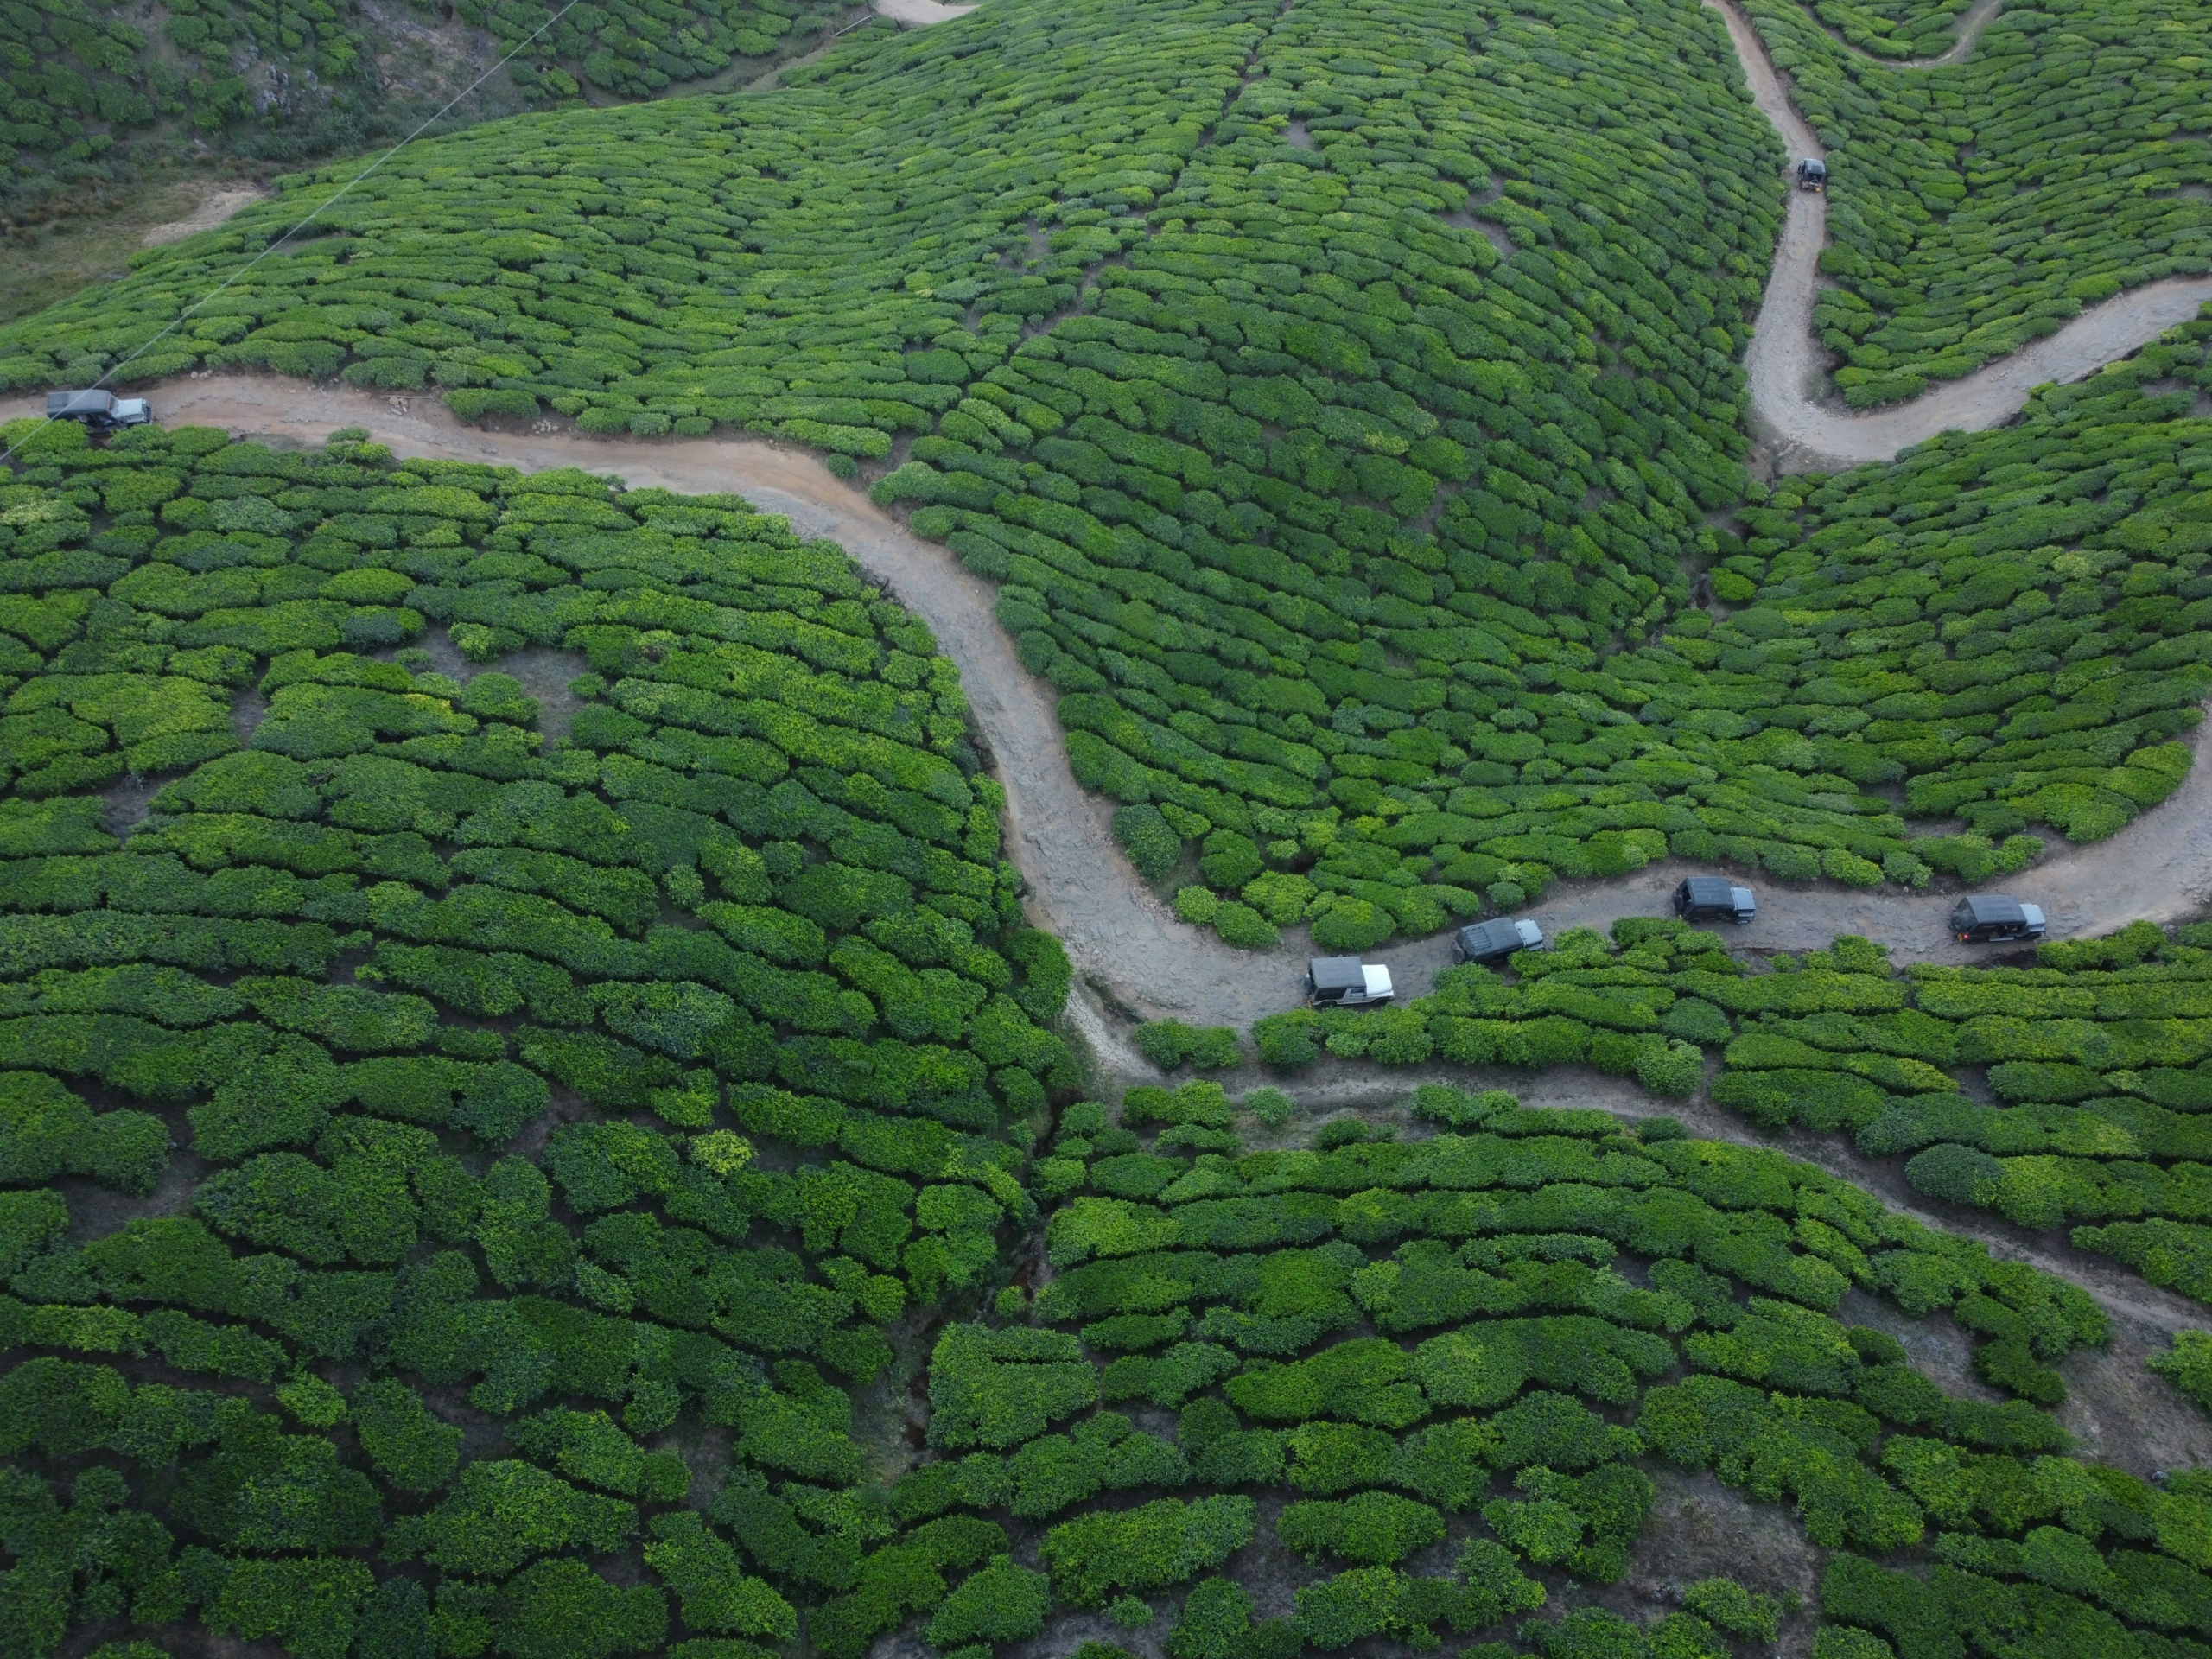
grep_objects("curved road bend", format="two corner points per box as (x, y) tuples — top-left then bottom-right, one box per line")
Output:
(1709, 0), (2212, 472)
(10, 375), (2211, 1028)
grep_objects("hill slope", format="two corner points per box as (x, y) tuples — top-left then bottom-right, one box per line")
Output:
(9, 0), (2212, 960)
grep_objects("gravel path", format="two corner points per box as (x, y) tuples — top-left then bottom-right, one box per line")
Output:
(872, 0), (976, 20)
(16, 372), (2212, 1027)
(1715, 0), (2212, 473)
(140, 186), (269, 249)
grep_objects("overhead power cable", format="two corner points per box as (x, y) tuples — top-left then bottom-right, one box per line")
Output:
(1, 0), (585, 465)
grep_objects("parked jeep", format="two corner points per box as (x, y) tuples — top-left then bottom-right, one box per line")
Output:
(1674, 876), (1756, 925)
(1307, 957), (1393, 1007)
(1452, 918), (1545, 965)
(1952, 895), (2046, 943)
(47, 390), (150, 432)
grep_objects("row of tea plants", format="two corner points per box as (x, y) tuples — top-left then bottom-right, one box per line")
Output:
(845, 1077), (2212, 1658)
(1247, 912), (2212, 1335)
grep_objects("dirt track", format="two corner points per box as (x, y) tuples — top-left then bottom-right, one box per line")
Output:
(140, 186), (269, 249)
(872, 0), (976, 20)
(1716, 0), (2212, 472)
(13, 372), (2212, 1027)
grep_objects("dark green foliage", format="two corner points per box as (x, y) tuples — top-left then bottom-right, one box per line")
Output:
(1169, 1580), (1300, 1659)
(2151, 1331), (2212, 1415)
(1277, 1491), (1444, 1566)
(1682, 1576), (1779, 1642)
(928, 1325), (1099, 1450)
(193, 1551), (378, 1659)
(175, 1409), (382, 1553)
(358, 1578), (435, 1659)
(511, 1408), (687, 1500)
(1114, 806), (1184, 880)
(1007, 1412), (1189, 1519)
(810, 1516), (1006, 1659)
(490, 1558), (668, 1659)
(1906, 1144), (2007, 1208)
(925, 1554), (1052, 1648)
(1137, 1022), (1244, 1071)
(1225, 1337), (1427, 1429)
(1041, 1496), (1258, 1607)
(1291, 1554), (1542, 1650)
(350, 1378), (461, 1493)
(390, 1459), (634, 1576)
(0, 1071), (168, 1194)
(644, 1511), (798, 1640)
(1638, 1375), (1921, 1551)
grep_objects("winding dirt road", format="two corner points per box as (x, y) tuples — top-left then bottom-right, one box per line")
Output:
(16, 373), (2212, 1031)
(1715, 0), (2212, 471)
(6, 0), (2211, 1027)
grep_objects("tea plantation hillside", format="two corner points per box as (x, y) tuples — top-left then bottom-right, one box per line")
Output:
(11, 0), (2212, 961)
(1741, 0), (2212, 408)
(7, 417), (2212, 1659)
(0, 416), (1077, 1659)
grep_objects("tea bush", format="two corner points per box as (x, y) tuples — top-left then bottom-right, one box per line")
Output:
(0, 419), (1065, 1659)
(2151, 1330), (2212, 1414)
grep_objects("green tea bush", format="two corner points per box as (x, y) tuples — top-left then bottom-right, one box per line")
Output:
(2150, 1330), (2212, 1414)
(349, 1377), (461, 1492)
(1681, 1576), (1778, 1642)
(1113, 805), (1184, 881)
(1137, 1021), (1244, 1072)
(1276, 1491), (1444, 1566)
(925, 1554), (1052, 1648)
(1039, 1495), (1257, 1607)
